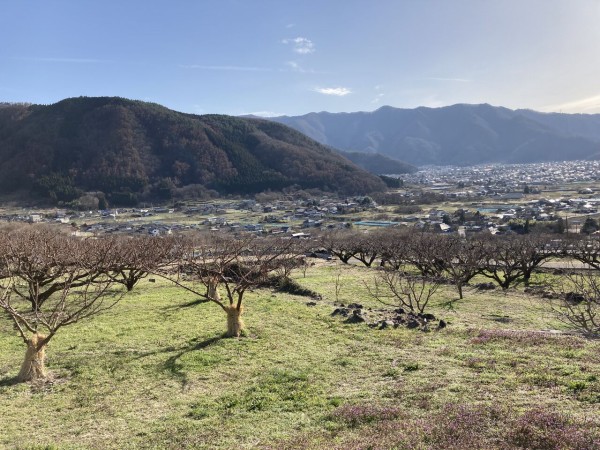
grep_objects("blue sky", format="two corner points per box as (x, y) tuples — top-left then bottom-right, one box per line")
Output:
(2, 0), (600, 116)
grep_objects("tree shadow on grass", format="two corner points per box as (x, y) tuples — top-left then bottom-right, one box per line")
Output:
(441, 298), (461, 311)
(164, 335), (224, 387)
(162, 298), (211, 312)
(131, 333), (225, 385)
(0, 375), (19, 387)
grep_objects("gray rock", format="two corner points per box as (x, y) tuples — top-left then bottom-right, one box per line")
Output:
(407, 319), (420, 329)
(379, 320), (395, 330)
(345, 311), (366, 324)
(476, 282), (496, 291)
(565, 292), (585, 304)
(331, 308), (350, 317)
(347, 303), (364, 309)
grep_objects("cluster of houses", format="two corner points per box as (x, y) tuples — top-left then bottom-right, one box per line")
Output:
(411, 195), (600, 235)
(0, 196), (377, 237)
(2, 160), (599, 237)
(403, 160), (600, 192)
(2, 191), (597, 237)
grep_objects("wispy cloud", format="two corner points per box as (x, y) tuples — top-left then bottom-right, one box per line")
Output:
(371, 93), (384, 104)
(542, 94), (600, 113)
(282, 37), (315, 54)
(180, 64), (271, 72)
(13, 56), (113, 64)
(286, 23), (295, 29)
(313, 87), (352, 96)
(283, 61), (326, 74)
(426, 77), (471, 82)
(371, 85), (384, 104)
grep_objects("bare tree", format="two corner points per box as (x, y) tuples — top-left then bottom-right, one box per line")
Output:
(514, 234), (556, 286)
(164, 233), (301, 337)
(365, 266), (441, 314)
(319, 230), (357, 264)
(405, 232), (447, 278)
(4, 226), (104, 312)
(271, 239), (307, 279)
(480, 237), (522, 290)
(566, 235), (600, 270)
(0, 227), (124, 382)
(378, 229), (411, 270)
(441, 235), (489, 299)
(102, 235), (176, 291)
(480, 235), (553, 290)
(350, 231), (383, 267)
(550, 270), (600, 336)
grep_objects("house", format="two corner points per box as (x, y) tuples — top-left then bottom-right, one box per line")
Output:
(438, 223), (452, 233)
(244, 224), (263, 232)
(292, 232), (310, 238)
(428, 209), (446, 221)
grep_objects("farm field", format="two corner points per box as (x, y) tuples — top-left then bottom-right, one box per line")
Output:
(1, 262), (599, 449)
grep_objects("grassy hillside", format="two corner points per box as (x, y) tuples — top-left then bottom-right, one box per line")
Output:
(1, 262), (598, 449)
(0, 98), (385, 205)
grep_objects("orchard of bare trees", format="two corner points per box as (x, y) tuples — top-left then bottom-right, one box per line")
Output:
(1, 223), (600, 384)
(0, 227), (178, 382)
(319, 228), (600, 335)
(0, 225), (304, 382)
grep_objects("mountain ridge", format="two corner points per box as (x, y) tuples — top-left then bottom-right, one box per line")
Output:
(269, 104), (600, 166)
(0, 97), (387, 205)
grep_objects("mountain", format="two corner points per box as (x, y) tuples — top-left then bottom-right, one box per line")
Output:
(339, 151), (416, 174)
(0, 97), (386, 204)
(241, 113), (416, 175)
(271, 104), (600, 166)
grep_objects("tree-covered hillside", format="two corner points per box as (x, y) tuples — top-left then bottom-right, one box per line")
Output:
(339, 150), (417, 175)
(0, 97), (386, 205)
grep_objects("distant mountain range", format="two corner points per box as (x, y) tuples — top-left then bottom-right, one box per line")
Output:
(0, 97), (386, 205)
(270, 104), (600, 166)
(338, 151), (416, 175)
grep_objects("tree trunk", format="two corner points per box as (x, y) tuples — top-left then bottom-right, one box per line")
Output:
(457, 282), (464, 299)
(126, 279), (136, 291)
(208, 280), (221, 301)
(225, 305), (244, 337)
(18, 334), (47, 382)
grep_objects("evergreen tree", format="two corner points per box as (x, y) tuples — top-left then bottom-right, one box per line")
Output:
(581, 217), (599, 235)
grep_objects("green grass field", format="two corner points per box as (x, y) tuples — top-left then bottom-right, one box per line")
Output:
(1, 262), (599, 449)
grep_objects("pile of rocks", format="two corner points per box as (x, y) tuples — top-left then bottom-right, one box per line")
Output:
(523, 286), (559, 299)
(564, 291), (586, 304)
(331, 303), (446, 331)
(475, 282), (496, 291)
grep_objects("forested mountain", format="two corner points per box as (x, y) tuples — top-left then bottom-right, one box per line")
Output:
(271, 104), (600, 166)
(339, 151), (417, 174)
(0, 97), (386, 205)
